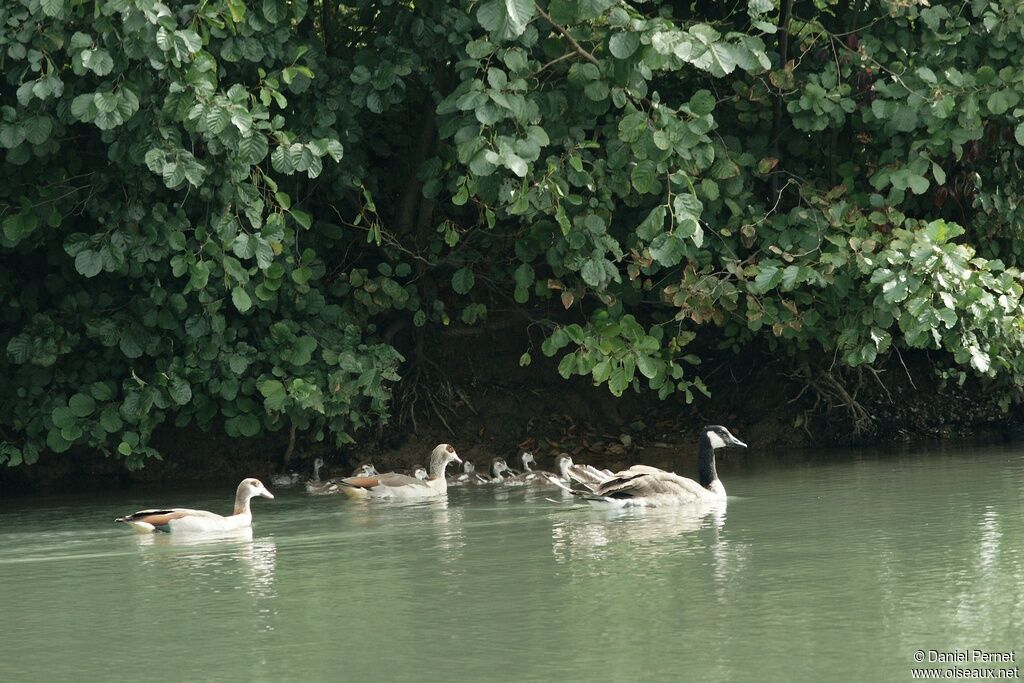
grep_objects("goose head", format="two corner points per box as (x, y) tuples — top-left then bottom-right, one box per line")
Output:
(239, 478), (275, 500)
(352, 463), (378, 477)
(429, 444), (462, 476)
(520, 451), (535, 471)
(462, 460), (476, 474)
(702, 425), (747, 450)
(490, 458), (510, 478)
(413, 466), (428, 480)
(555, 453), (573, 478)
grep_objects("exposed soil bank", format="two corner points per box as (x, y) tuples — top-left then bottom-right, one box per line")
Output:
(2, 324), (1021, 494)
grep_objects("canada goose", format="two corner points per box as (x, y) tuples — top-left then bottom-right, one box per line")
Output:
(335, 445), (461, 499)
(546, 426), (747, 507)
(115, 479), (274, 533)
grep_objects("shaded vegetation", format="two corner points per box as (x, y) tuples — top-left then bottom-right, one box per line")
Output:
(3, 0), (1024, 468)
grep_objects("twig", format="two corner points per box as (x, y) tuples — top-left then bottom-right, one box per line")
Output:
(532, 51), (577, 76)
(535, 3), (600, 66)
(896, 348), (918, 390)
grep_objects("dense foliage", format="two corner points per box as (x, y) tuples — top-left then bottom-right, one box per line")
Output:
(3, 0), (1024, 467)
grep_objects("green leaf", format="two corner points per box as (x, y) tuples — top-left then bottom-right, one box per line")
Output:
(504, 0), (535, 35)
(100, 408), (123, 433)
(168, 378), (192, 405)
(238, 134), (269, 165)
(41, 0), (65, 17)
(688, 90), (715, 115)
(289, 336), (318, 366)
(69, 393), (96, 417)
(75, 250), (103, 278)
(753, 265), (783, 291)
(637, 205), (667, 240)
(631, 160), (657, 194)
(232, 286), (253, 312)
(478, 0), (533, 41)
(986, 89), (1019, 116)
(609, 32), (640, 59)
(291, 209), (313, 229)
(452, 267), (476, 294)
(581, 257), (606, 287)
(258, 379), (288, 411)
(24, 117), (53, 145)
(649, 233), (685, 266)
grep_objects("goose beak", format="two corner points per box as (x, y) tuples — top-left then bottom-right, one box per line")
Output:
(261, 488), (275, 499)
(730, 436), (748, 448)
(451, 453), (463, 464)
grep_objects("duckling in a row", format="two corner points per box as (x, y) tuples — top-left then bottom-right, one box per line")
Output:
(448, 460), (484, 486)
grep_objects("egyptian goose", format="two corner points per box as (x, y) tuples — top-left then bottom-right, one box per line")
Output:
(478, 457), (512, 484)
(115, 478), (275, 533)
(336, 444), (461, 499)
(270, 471), (300, 487)
(546, 426), (747, 507)
(448, 460), (485, 486)
(557, 454), (614, 490)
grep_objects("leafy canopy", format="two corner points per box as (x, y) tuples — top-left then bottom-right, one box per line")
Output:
(2, 0), (1024, 467)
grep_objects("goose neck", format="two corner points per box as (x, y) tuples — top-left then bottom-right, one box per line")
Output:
(697, 435), (718, 489)
(429, 459), (448, 480)
(233, 491), (253, 516)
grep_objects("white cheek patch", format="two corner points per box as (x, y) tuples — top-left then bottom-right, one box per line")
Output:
(707, 431), (727, 449)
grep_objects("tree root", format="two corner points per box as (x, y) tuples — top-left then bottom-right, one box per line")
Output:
(395, 356), (474, 435)
(789, 363), (886, 438)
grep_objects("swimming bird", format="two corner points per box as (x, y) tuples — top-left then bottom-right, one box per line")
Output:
(545, 426), (747, 507)
(114, 478), (275, 533)
(552, 454), (614, 490)
(448, 460), (483, 486)
(351, 463), (379, 477)
(505, 452), (557, 485)
(413, 466), (428, 480)
(270, 471), (300, 487)
(335, 444), (461, 499)
(303, 457), (327, 494)
(478, 457), (512, 484)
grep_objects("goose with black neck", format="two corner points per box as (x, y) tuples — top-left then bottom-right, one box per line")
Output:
(546, 425), (747, 508)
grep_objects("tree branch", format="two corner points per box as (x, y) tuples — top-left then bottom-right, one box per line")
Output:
(535, 4), (599, 66)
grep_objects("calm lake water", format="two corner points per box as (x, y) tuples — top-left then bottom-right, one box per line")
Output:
(1, 443), (1022, 682)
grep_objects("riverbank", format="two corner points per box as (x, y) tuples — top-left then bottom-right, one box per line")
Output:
(1, 325), (1020, 493)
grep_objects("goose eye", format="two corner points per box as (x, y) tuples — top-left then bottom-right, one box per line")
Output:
(446, 445), (454, 453)
(253, 480), (261, 487)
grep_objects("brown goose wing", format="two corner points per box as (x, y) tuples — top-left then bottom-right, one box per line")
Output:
(339, 472), (425, 490)
(115, 508), (190, 526)
(597, 472), (707, 500)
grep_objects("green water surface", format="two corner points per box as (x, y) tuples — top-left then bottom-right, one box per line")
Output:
(1, 444), (1022, 682)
